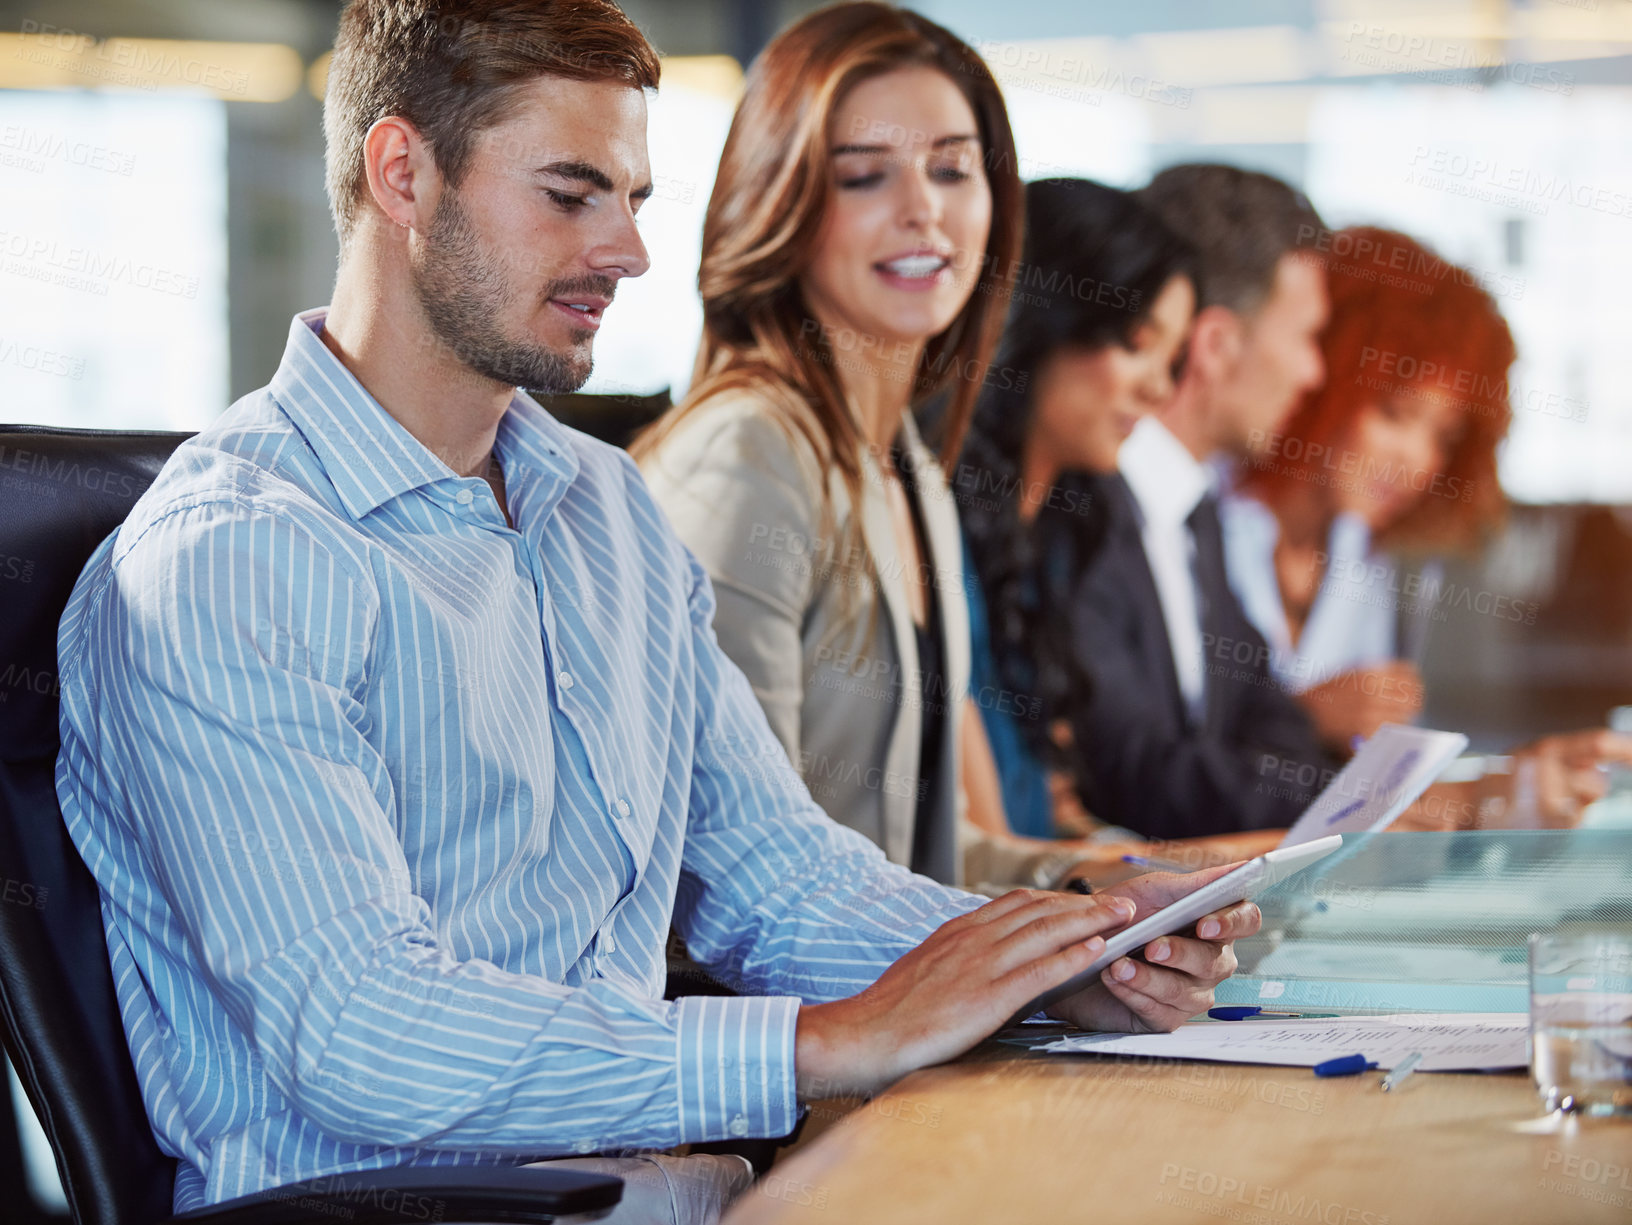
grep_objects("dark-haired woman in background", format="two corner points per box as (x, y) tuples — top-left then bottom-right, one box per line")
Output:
(960, 179), (1280, 863)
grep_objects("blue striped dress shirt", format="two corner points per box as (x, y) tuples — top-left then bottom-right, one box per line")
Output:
(55, 307), (983, 1212)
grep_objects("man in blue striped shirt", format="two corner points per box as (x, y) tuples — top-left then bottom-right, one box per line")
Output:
(54, 2), (1260, 1219)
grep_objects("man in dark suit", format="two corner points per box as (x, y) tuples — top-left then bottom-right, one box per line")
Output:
(1067, 165), (1337, 839)
(1071, 470), (1341, 838)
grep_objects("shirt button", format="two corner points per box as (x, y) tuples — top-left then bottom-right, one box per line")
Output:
(602, 931), (617, 954)
(572, 1138), (596, 1154)
(559, 671), (575, 690)
(455, 488), (474, 505)
(728, 1115), (749, 1138)
(613, 798), (632, 819)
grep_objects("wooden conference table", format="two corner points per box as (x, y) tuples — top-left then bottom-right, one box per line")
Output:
(723, 1038), (1632, 1224)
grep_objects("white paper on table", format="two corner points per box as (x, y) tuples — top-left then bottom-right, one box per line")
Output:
(1279, 724), (1469, 847)
(1038, 1012), (1528, 1071)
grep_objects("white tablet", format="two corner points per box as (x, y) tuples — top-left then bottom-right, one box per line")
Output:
(1003, 834), (1345, 1027)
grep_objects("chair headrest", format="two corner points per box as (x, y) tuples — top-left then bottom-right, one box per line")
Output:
(0, 426), (192, 761)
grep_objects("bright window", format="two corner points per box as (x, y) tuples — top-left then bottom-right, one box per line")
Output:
(1295, 85), (1632, 504)
(0, 89), (228, 429)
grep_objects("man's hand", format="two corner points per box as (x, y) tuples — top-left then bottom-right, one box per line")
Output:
(1399, 729), (1632, 830)
(794, 890), (1136, 1098)
(793, 868), (1261, 1098)
(1501, 728), (1632, 827)
(1296, 661), (1423, 753)
(1045, 864), (1261, 1033)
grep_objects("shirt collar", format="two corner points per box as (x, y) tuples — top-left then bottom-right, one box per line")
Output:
(1328, 510), (1373, 563)
(268, 307), (579, 520)
(1118, 417), (1214, 528)
(1223, 495), (1374, 565)
(494, 387), (582, 519)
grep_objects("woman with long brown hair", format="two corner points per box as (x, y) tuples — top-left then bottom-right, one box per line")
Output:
(633, 2), (1081, 888)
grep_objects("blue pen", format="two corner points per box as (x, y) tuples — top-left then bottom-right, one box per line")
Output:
(1121, 853), (1193, 873)
(1208, 1007), (1342, 1021)
(1313, 1054), (1377, 1077)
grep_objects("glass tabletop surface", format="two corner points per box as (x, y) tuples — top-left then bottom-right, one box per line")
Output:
(1213, 827), (1632, 1014)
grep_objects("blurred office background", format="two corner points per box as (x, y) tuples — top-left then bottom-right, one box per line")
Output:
(2, 1), (1631, 1210)
(3, 0), (1631, 733)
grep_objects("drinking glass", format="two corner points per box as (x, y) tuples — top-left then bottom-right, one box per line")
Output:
(1528, 927), (1632, 1118)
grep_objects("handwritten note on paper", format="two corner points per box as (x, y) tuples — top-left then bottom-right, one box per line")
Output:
(1039, 1013), (1528, 1072)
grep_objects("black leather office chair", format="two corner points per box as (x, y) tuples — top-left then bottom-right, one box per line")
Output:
(532, 389), (669, 451)
(0, 426), (621, 1225)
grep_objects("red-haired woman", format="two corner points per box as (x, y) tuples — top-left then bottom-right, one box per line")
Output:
(1223, 227), (1629, 824)
(1222, 226), (1512, 752)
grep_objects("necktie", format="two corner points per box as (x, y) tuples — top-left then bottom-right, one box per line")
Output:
(1186, 491), (1230, 640)
(1181, 489), (1227, 724)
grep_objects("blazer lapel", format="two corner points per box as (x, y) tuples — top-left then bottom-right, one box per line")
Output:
(854, 441), (920, 866)
(900, 417), (969, 703)
(902, 417), (968, 886)
(1104, 474), (1191, 730)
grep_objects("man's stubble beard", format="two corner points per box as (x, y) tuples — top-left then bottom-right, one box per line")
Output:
(410, 186), (610, 395)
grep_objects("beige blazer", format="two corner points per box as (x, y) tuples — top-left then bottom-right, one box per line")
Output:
(640, 391), (971, 884)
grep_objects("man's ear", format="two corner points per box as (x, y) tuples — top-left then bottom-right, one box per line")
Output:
(1183, 304), (1245, 388)
(361, 115), (441, 233)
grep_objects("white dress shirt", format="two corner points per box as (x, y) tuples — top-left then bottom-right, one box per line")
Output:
(1117, 417), (1215, 723)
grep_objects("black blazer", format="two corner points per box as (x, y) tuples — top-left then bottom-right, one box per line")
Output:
(1066, 474), (1340, 839)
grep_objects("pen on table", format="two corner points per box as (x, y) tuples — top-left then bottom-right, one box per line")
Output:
(1120, 853), (1193, 873)
(1381, 1051), (1424, 1092)
(1313, 1054), (1377, 1077)
(1208, 1006), (1342, 1021)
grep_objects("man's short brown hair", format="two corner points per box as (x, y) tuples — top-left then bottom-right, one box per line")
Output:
(1139, 163), (1323, 316)
(323, 0), (660, 251)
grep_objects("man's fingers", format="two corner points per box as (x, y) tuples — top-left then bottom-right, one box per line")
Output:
(1568, 766), (1608, 804)
(1097, 971), (1200, 1033)
(993, 936), (1104, 1003)
(988, 904), (1129, 974)
(981, 893), (1134, 946)
(1574, 729), (1632, 765)
(1100, 959), (1206, 1019)
(1102, 862), (1245, 913)
(945, 889), (1056, 931)
(1191, 900), (1261, 943)
(1535, 729), (1632, 769)
(1142, 934), (1239, 983)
